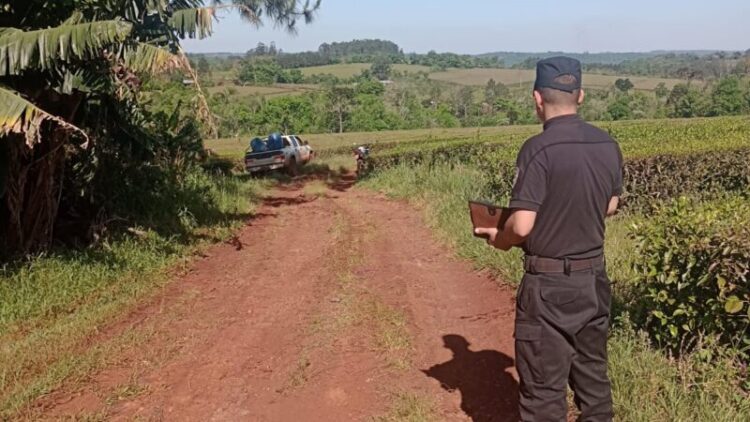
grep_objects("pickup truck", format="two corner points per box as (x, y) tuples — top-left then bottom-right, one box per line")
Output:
(244, 134), (314, 175)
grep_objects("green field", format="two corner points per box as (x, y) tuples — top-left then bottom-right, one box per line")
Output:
(205, 116), (749, 160)
(206, 125), (540, 157)
(299, 63), (432, 78)
(428, 68), (689, 91)
(201, 63), (692, 106)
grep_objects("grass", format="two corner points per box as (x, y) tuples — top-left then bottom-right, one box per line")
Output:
(363, 298), (412, 370)
(428, 68), (692, 91)
(609, 324), (750, 421)
(0, 170), (269, 418)
(363, 161), (750, 421)
(302, 180), (330, 197)
(374, 392), (437, 422)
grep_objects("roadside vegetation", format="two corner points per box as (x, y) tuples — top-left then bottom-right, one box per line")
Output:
(362, 117), (750, 420)
(0, 0), (317, 417)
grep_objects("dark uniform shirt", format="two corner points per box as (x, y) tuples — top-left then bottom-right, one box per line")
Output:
(509, 114), (623, 260)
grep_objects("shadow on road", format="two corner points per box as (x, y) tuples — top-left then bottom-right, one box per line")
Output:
(423, 334), (520, 422)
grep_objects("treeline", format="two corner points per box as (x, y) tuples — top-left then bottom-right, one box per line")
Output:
(204, 39), (504, 71)
(586, 52), (750, 80)
(151, 69), (750, 140)
(318, 39), (401, 57)
(581, 76), (750, 121)
(509, 51), (750, 80)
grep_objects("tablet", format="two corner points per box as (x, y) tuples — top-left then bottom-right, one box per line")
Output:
(468, 200), (512, 240)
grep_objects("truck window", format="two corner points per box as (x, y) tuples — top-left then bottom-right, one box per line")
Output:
(283, 138), (292, 147)
(290, 137), (299, 147)
(295, 136), (305, 145)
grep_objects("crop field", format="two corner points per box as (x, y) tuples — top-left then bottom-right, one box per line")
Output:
(205, 116), (749, 159)
(359, 115), (750, 420)
(428, 68), (689, 91)
(205, 125), (538, 157)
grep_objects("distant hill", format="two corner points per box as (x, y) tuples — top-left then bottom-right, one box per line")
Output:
(476, 51), (720, 66)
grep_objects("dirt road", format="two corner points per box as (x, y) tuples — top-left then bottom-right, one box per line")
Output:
(32, 175), (520, 421)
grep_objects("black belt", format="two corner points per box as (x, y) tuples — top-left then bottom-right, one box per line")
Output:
(524, 255), (603, 275)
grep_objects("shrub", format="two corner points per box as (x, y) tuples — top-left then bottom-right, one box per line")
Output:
(631, 197), (750, 353)
(621, 149), (750, 213)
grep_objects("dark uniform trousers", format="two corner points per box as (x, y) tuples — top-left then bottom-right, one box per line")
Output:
(514, 259), (614, 422)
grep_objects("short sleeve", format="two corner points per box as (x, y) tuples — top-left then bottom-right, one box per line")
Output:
(612, 144), (624, 197)
(509, 150), (547, 212)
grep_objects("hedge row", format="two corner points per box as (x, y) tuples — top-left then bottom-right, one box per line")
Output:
(485, 148), (750, 213)
(367, 116), (750, 168)
(371, 143), (750, 213)
(632, 197), (750, 353)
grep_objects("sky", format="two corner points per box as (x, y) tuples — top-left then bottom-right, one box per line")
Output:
(182, 0), (750, 54)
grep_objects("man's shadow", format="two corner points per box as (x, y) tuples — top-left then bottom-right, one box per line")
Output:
(422, 335), (520, 422)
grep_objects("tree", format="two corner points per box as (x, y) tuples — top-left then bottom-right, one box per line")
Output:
(710, 76), (745, 116)
(238, 59), (284, 85)
(654, 82), (669, 99)
(484, 78), (508, 108)
(323, 84), (355, 133)
(667, 83), (705, 118)
(615, 78), (634, 93)
(355, 78), (386, 96)
(349, 94), (400, 131)
(454, 86), (474, 119)
(0, 0), (321, 255)
(371, 58), (392, 81)
(197, 56), (212, 76)
(607, 96), (632, 120)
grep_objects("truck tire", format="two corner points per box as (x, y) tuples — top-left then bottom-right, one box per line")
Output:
(287, 157), (298, 176)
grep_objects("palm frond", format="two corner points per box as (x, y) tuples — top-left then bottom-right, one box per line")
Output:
(0, 86), (87, 148)
(168, 8), (215, 39)
(125, 43), (184, 73)
(174, 45), (217, 136)
(0, 20), (134, 76)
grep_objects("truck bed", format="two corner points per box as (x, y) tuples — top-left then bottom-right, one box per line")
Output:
(245, 149), (285, 172)
(246, 149), (284, 159)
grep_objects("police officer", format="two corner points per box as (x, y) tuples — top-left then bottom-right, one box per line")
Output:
(475, 57), (623, 421)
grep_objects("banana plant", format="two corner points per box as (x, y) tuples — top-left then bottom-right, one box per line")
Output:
(0, 0), (321, 254)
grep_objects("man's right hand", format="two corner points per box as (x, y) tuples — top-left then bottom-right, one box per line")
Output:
(475, 227), (498, 244)
(475, 227), (513, 251)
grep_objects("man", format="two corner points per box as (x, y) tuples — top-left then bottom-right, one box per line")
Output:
(476, 57), (623, 422)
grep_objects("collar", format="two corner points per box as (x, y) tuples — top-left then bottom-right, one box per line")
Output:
(543, 113), (581, 131)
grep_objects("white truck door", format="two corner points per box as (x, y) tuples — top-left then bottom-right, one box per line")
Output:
(293, 136), (310, 162)
(288, 136), (303, 162)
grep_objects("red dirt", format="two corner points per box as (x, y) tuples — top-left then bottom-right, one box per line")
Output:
(31, 175), (520, 421)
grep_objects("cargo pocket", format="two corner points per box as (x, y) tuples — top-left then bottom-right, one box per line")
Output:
(540, 287), (580, 306)
(514, 322), (544, 384)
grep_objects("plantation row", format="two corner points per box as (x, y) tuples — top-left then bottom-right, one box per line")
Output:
(365, 116), (750, 354)
(369, 116), (750, 165)
(369, 117), (750, 211)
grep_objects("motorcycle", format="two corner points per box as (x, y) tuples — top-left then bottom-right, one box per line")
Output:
(354, 145), (370, 178)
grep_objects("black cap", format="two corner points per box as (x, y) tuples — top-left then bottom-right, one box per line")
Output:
(534, 56), (582, 93)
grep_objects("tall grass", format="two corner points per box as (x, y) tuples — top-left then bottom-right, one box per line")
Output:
(0, 167), (268, 417)
(364, 162), (750, 421)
